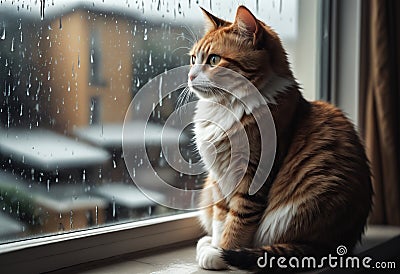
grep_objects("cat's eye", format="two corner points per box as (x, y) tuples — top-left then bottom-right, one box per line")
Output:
(191, 55), (196, 65)
(208, 54), (221, 67)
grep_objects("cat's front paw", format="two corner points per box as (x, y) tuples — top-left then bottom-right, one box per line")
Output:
(196, 235), (212, 257)
(196, 241), (228, 270)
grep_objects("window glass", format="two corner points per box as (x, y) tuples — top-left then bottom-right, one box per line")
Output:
(0, 0), (318, 244)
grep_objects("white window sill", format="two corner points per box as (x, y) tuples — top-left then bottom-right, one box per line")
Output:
(0, 212), (203, 273)
(64, 244), (246, 274)
(51, 225), (400, 274)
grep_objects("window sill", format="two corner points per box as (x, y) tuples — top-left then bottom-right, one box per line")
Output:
(0, 212), (203, 273)
(49, 225), (400, 274)
(54, 244), (247, 274)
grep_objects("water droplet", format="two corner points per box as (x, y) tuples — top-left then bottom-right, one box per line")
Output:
(158, 76), (163, 106)
(95, 206), (98, 225)
(1, 28), (5, 40)
(72, 63), (75, 78)
(47, 71), (51, 80)
(70, 210), (73, 229)
(149, 52), (152, 66)
(144, 28), (148, 40)
(112, 197), (116, 218)
(10, 38), (14, 52)
(16, 202), (20, 215)
(59, 17), (63, 29)
(113, 160), (117, 168)
(77, 54), (81, 68)
(82, 169), (86, 182)
(117, 61), (122, 71)
(152, 102), (156, 117)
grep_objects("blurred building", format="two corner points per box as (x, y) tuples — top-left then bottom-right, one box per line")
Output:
(39, 9), (135, 133)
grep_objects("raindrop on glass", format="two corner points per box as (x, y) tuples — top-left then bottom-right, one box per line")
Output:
(178, 3), (182, 14)
(95, 206), (98, 225)
(148, 52), (152, 66)
(112, 196), (116, 218)
(16, 202), (20, 215)
(10, 38), (14, 52)
(144, 28), (148, 40)
(70, 210), (73, 229)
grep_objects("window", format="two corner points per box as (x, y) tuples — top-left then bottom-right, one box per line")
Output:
(0, 0), (324, 271)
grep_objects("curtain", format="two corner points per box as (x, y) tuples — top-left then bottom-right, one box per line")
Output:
(359, 0), (400, 225)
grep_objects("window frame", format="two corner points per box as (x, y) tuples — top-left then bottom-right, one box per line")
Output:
(0, 212), (202, 273)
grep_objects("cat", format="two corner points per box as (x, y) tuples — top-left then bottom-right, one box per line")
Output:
(188, 5), (373, 272)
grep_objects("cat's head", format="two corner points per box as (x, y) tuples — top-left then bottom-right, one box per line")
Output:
(188, 6), (295, 105)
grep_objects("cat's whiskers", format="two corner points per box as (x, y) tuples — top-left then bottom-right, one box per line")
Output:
(176, 34), (196, 45)
(171, 46), (192, 55)
(182, 24), (199, 44)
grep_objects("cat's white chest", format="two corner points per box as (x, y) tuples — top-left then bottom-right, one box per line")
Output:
(193, 99), (244, 180)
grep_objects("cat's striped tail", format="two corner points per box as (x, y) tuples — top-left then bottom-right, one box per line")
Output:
(222, 243), (329, 273)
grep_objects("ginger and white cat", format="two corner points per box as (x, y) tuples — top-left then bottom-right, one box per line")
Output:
(188, 6), (372, 272)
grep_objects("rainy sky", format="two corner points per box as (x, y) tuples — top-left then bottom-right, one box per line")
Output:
(0, 0), (297, 38)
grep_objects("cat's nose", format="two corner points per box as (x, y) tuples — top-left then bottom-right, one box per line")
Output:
(189, 74), (196, 81)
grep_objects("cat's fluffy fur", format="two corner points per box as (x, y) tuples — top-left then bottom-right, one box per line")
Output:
(188, 6), (373, 272)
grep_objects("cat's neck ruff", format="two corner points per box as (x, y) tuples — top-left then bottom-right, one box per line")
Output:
(193, 74), (296, 184)
(260, 73), (298, 105)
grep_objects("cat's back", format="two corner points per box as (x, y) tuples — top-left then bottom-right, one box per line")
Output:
(292, 100), (367, 161)
(270, 98), (372, 207)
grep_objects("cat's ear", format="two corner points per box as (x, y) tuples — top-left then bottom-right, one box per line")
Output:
(234, 6), (259, 41)
(200, 7), (228, 32)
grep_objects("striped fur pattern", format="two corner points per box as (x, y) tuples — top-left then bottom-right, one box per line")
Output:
(189, 6), (373, 272)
